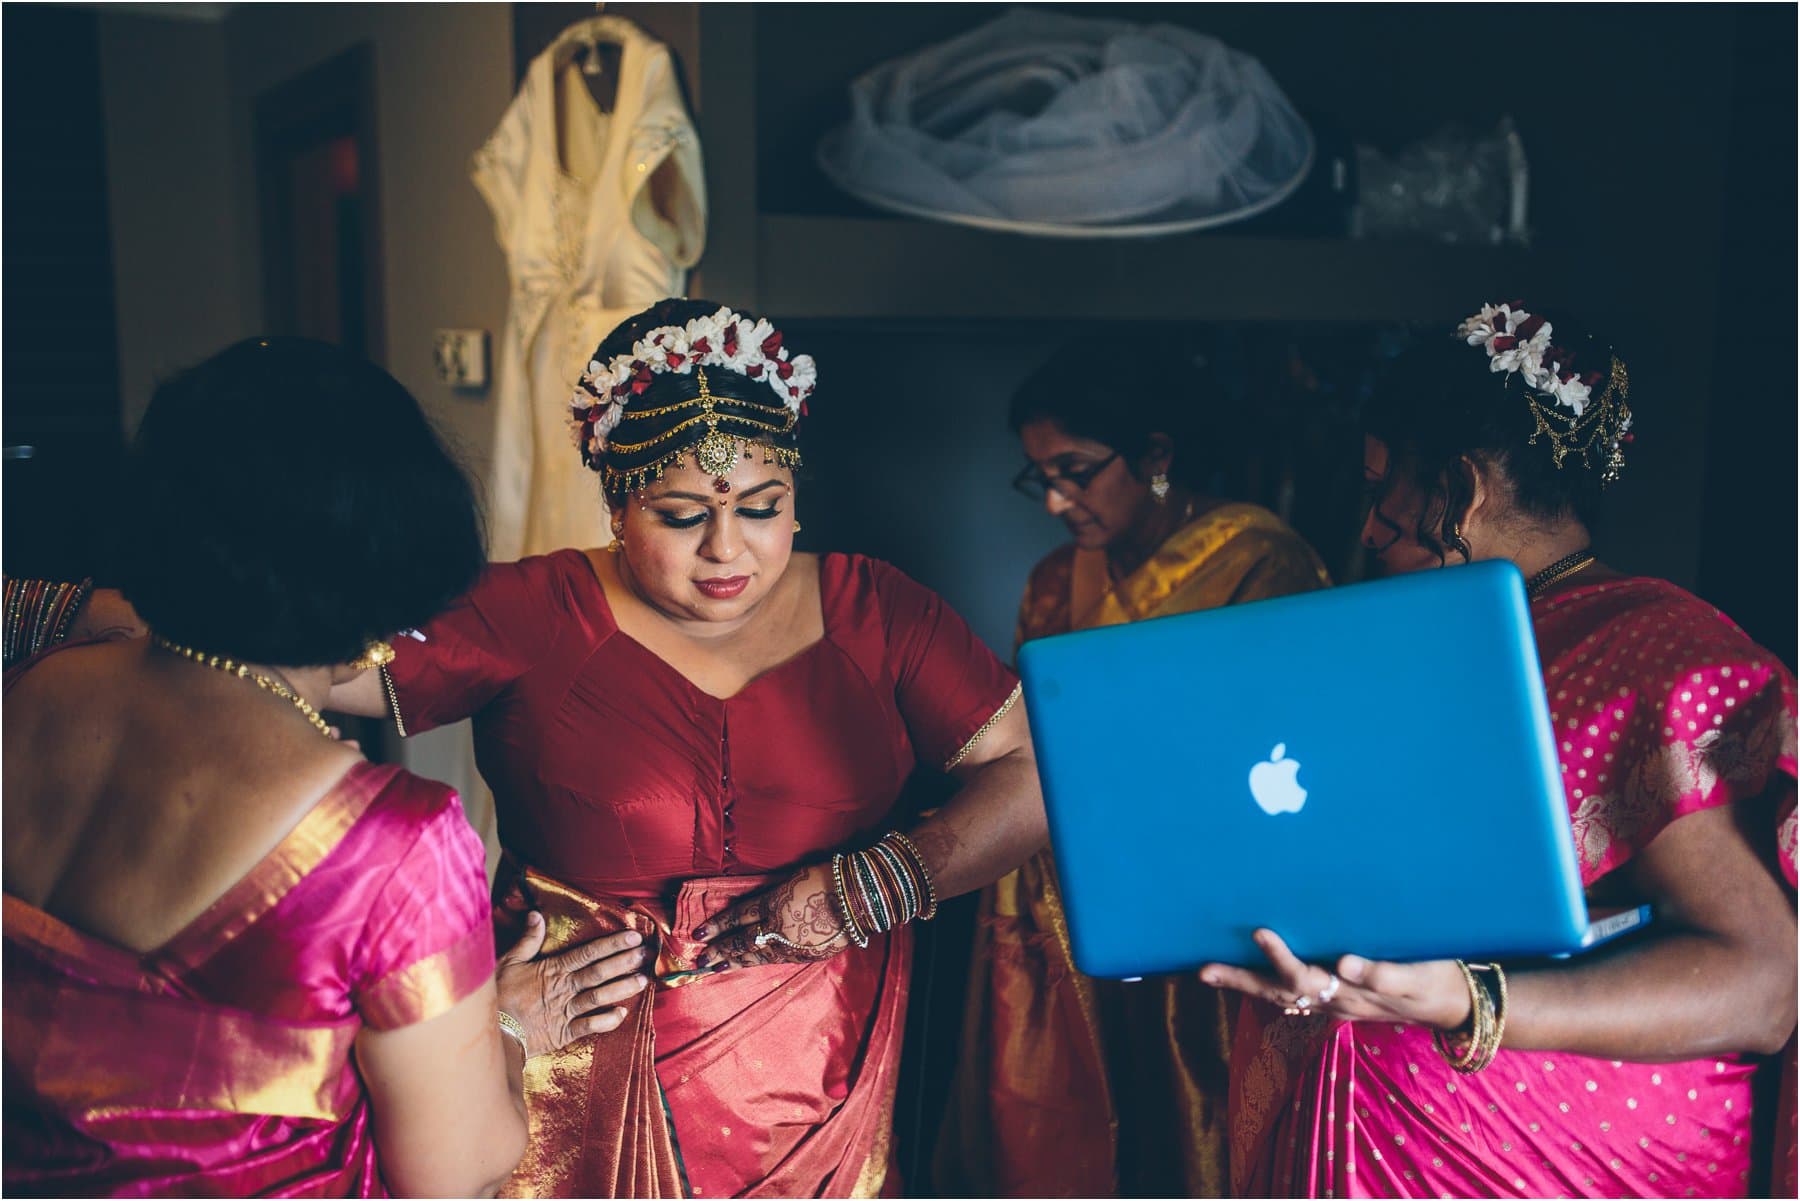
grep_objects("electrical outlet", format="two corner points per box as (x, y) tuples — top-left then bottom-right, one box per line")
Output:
(432, 329), (489, 389)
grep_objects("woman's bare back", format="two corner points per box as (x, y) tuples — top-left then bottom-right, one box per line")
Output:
(4, 638), (362, 953)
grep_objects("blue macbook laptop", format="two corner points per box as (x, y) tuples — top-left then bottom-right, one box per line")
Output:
(1018, 559), (1600, 978)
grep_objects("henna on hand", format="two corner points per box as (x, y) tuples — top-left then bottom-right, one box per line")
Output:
(906, 820), (962, 879)
(699, 863), (849, 969)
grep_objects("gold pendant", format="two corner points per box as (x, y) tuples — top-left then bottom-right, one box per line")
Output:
(693, 426), (740, 479)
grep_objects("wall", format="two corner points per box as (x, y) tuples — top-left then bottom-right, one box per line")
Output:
(100, 1), (513, 474)
(217, 2), (513, 486)
(98, 14), (240, 436)
(98, 2), (518, 821)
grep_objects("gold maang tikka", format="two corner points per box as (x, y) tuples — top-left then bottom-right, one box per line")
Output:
(690, 368), (742, 488)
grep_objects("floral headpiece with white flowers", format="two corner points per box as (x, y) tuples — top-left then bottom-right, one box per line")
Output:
(1457, 301), (1634, 485)
(570, 305), (818, 493)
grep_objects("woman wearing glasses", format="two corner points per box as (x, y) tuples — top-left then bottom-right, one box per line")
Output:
(938, 349), (1329, 1197)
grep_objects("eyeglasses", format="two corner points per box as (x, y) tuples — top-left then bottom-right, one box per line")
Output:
(1011, 452), (1119, 502)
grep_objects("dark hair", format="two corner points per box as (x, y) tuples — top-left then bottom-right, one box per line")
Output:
(587, 298), (805, 504)
(1007, 346), (1210, 488)
(115, 337), (486, 666)
(1363, 323), (1615, 563)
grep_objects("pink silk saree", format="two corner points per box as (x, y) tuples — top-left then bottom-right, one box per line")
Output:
(3, 759), (494, 1198)
(493, 866), (909, 1199)
(1230, 576), (1798, 1198)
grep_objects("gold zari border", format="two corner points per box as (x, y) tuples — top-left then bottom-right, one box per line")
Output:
(944, 683), (1023, 772)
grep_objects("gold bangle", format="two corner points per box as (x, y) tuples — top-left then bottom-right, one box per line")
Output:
(1471, 962), (1508, 1069)
(830, 853), (869, 948)
(497, 1010), (529, 1055)
(884, 830), (940, 921)
(1433, 961), (1507, 1073)
(1433, 960), (1487, 1072)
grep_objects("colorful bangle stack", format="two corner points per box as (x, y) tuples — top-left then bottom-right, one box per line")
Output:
(1432, 960), (1509, 1073)
(4, 577), (93, 668)
(830, 830), (940, 948)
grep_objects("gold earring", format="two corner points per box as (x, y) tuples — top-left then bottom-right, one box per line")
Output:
(792, 519), (803, 533)
(1150, 473), (1170, 504)
(348, 640), (396, 672)
(1449, 521), (1472, 559)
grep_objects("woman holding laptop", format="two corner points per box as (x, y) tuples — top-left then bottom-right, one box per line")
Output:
(1207, 304), (1797, 1198)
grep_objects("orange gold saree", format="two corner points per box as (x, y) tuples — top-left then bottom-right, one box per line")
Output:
(939, 502), (1328, 1197)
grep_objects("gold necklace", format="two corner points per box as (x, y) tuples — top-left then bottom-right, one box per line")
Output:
(153, 637), (335, 739)
(1524, 550), (1597, 600)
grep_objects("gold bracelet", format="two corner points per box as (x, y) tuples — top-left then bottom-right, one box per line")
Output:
(830, 853), (869, 948)
(884, 830), (940, 921)
(1469, 963), (1508, 1070)
(497, 1010), (529, 1055)
(1433, 960), (1488, 1072)
(1433, 960), (1508, 1073)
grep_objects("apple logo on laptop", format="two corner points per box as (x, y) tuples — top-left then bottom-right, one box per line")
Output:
(1249, 743), (1307, 815)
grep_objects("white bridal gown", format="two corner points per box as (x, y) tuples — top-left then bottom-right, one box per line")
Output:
(474, 15), (705, 560)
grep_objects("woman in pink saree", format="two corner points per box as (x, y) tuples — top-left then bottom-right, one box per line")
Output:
(4, 340), (643, 1197)
(1208, 306), (1797, 1199)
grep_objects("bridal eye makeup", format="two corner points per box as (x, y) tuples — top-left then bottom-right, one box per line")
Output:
(647, 481), (790, 529)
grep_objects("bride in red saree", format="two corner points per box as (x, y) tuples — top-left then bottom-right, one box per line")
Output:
(330, 300), (1048, 1198)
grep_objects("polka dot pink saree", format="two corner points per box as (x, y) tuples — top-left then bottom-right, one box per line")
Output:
(1230, 577), (1797, 1198)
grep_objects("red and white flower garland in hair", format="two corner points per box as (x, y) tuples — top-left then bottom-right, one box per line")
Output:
(1458, 301), (1620, 425)
(569, 306), (819, 461)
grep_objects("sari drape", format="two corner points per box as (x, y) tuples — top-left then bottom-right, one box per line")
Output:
(940, 502), (1329, 1196)
(3, 753), (494, 1198)
(492, 864), (909, 1200)
(1228, 575), (1799, 1198)
(385, 551), (1019, 1197)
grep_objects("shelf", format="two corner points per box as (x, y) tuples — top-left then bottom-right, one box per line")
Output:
(754, 215), (1543, 325)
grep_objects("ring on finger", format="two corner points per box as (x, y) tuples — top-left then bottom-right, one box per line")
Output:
(1318, 973), (1342, 1005)
(754, 929), (807, 952)
(1281, 992), (1315, 1017)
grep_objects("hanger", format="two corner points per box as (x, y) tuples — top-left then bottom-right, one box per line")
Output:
(550, 12), (624, 111)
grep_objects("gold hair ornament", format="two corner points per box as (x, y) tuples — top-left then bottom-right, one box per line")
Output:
(599, 367), (801, 494)
(1521, 355), (1632, 485)
(1457, 303), (1633, 486)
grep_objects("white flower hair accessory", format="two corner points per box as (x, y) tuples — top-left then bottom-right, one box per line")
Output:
(1455, 301), (1634, 484)
(568, 305), (818, 463)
